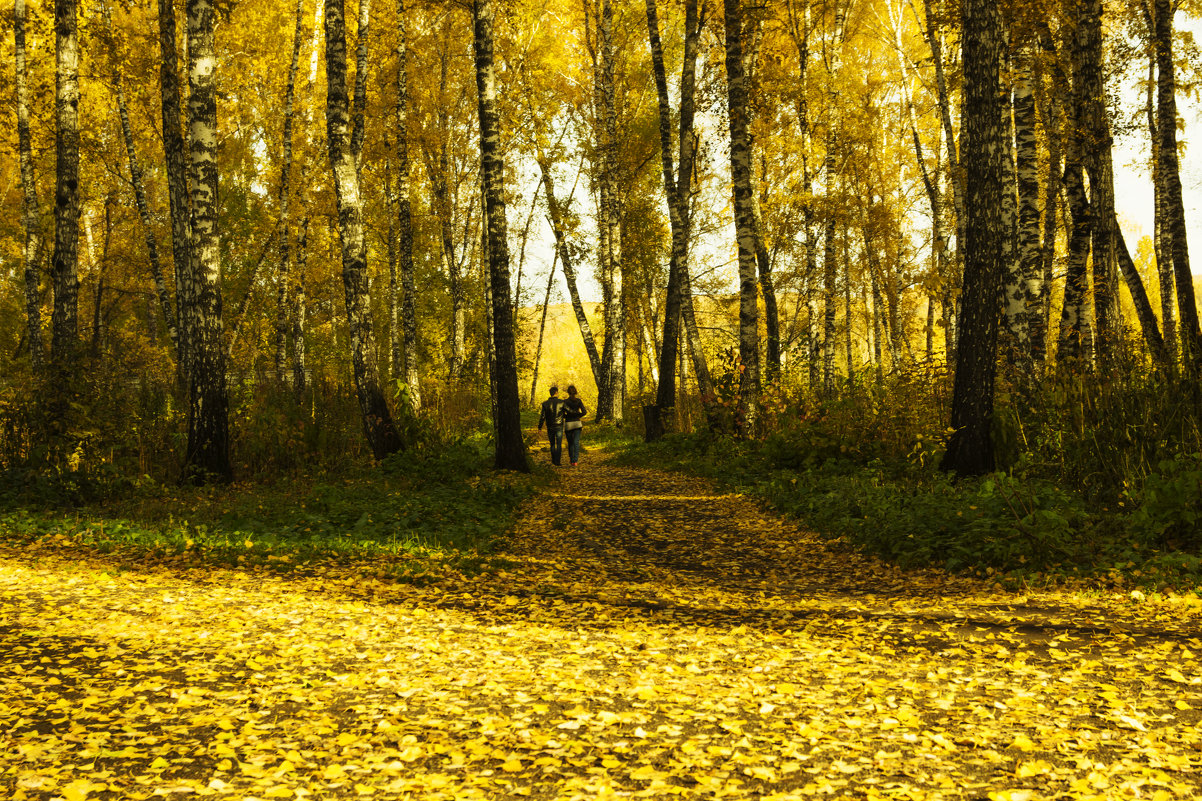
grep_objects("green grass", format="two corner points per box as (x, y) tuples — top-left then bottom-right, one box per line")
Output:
(0, 436), (539, 581)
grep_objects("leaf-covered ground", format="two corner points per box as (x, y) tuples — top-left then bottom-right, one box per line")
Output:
(2, 447), (1201, 800)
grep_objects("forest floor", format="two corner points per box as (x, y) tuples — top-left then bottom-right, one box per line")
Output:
(2, 444), (1202, 800)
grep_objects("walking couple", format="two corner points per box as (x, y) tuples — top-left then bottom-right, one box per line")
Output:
(537, 384), (587, 467)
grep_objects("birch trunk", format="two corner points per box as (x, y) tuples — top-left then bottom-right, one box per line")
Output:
(1154, 0), (1202, 369)
(1146, 43), (1176, 356)
(15, 0), (45, 372)
(723, 0), (760, 431)
(530, 253), (558, 404)
(919, 0), (964, 262)
(394, 0), (421, 407)
(1115, 220), (1169, 363)
(472, 0), (528, 471)
(292, 216), (309, 398)
(939, 0), (1005, 477)
(183, 0), (231, 483)
(1059, 163), (1094, 362)
(325, 0), (403, 459)
(1012, 44), (1042, 365)
(1034, 33), (1062, 363)
(51, 0), (81, 361)
(646, 0), (703, 435)
(159, 0), (191, 373)
(275, 0), (304, 386)
(596, 0), (625, 423)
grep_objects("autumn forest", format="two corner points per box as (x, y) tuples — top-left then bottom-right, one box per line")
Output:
(2, 0), (1202, 796)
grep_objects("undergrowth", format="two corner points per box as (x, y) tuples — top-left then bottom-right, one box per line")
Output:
(618, 366), (1202, 594)
(0, 435), (537, 581)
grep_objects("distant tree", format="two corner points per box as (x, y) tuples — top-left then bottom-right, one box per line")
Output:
(15, 0), (45, 373)
(51, 0), (81, 363)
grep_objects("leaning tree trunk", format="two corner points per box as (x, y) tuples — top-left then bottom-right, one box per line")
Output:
(51, 0), (81, 362)
(939, 0), (1005, 477)
(723, 0), (761, 432)
(115, 76), (178, 352)
(182, 0), (231, 483)
(536, 154), (604, 390)
(472, 0), (528, 471)
(325, 0), (403, 459)
(1154, 0), (1202, 371)
(15, 0), (45, 372)
(1115, 221), (1169, 363)
(394, 0), (421, 407)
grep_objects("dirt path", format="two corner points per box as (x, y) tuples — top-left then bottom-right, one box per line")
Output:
(2, 447), (1201, 799)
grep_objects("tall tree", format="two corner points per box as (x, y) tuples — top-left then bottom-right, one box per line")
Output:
(646, 0), (703, 439)
(15, 0), (45, 373)
(1153, 0), (1202, 370)
(723, 0), (761, 431)
(51, 0), (80, 362)
(159, 0), (191, 372)
(182, 0), (231, 483)
(940, 0), (1005, 476)
(472, 0), (528, 471)
(275, 0), (305, 386)
(325, 0), (403, 459)
(393, 0), (422, 408)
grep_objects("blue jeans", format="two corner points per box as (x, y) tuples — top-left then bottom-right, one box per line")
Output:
(547, 425), (564, 465)
(565, 426), (582, 464)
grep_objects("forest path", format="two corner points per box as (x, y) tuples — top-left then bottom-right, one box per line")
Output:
(2, 446), (1201, 799)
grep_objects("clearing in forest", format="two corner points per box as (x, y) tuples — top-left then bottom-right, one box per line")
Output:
(2, 447), (1201, 800)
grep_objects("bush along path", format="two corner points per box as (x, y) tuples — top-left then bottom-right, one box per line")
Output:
(2, 446), (1202, 800)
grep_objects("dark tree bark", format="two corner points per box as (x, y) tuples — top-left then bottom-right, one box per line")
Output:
(182, 0), (231, 483)
(325, 0), (403, 459)
(1059, 163), (1094, 362)
(646, 0), (703, 438)
(275, 0), (305, 386)
(15, 0), (45, 373)
(292, 216), (309, 399)
(940, 0), (1005, 477)
(159, 0), (191, 372)
(723, 0), (761, 431)
(51, 0), (80, 362)
(1153, 0), (1202, 370)
(394, 0), (421, 407)
(472, 0), (529, 472)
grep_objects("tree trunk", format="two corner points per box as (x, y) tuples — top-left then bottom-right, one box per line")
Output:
(1034, 32), (1062, 364)
(350, 0), (371, 167)
(646, 0), (702, 436)
(530, 253), (558, 404)
(394, 0), (421, 407)
(1154, 0), (1202, 370)
(1059, 163), (1093, 363)
(15, 0), (45, 373)
(325, 0), (403, 459)
(292, 216), (309, 399)
(723, 0), (760, 432)
(940, 0), (1005, 477)
(1012, 43), (1042, 366)
(159, 0), (191, 373)
(472, 0), (528, 471)
(594, 0), (625, 424)
(1115, 220), (1169, 363)
(536, 155), (604, 390)
(919, 0), (965, 264)
(1076, 0), (1119, 362)
(115, 75), (178, 352)
(426, 38), (464, 382)
(51, 0), (81, 362)
(275, 0), (304, 386)
(182, 0), (231, 483)
(1146, 39), (1175, 357)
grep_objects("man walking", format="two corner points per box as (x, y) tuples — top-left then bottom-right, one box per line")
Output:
(537, 384), (566, 466)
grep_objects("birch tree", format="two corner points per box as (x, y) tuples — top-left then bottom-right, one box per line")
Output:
(182, 0), (231, 483)
(325, 0), (403, 459)
(393, 0), (421, 408)
(472, 0), (528, 471)
(51, 0), (81, 362)
(15, 0), (45, 373)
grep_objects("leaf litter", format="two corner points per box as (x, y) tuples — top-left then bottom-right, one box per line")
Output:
(2, 448), (1201, 800)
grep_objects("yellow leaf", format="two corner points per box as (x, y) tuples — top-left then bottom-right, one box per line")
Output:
(1016, 760), (1052, 778)
(1009, 734), (1037, 751)
(149, 756), (169, 771)
(1175, 699), (1193, 710)
(354, 783), (376, 795)
(264, 787), (294, 798)
(61, 779), (102, 801)
(397, 745), (423, 762)
(501, 758), (523, 772)
(1166, 669), (1189, 683)
(323, 763), (346, 780)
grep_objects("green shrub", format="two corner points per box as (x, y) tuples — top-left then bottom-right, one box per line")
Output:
(1130, 454), (1202, 551)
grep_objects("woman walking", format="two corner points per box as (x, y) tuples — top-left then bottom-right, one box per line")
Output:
(562, 385), (587, 467)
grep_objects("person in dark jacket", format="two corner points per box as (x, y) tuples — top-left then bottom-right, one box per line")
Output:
(537, 385), (566, 466)
(562, 385), (587, 467)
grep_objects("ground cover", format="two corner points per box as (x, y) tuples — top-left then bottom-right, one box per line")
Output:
(2, 444), (1201, 800)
